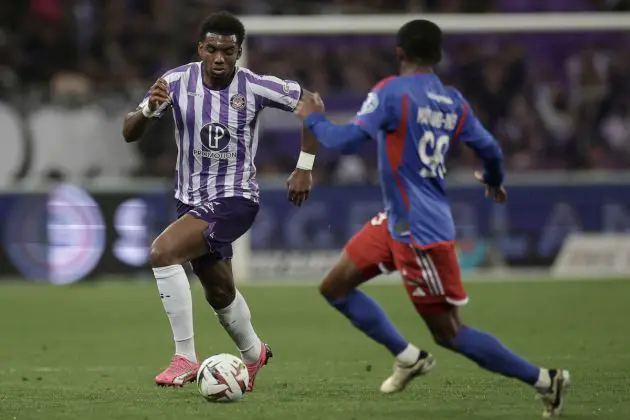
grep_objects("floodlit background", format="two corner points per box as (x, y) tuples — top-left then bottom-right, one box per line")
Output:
(1, 1), (630, 282)
(0, 3), (629, 419)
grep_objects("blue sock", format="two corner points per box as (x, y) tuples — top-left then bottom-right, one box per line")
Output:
(453, 326), (540, 385)
(327, 290), (408, 356)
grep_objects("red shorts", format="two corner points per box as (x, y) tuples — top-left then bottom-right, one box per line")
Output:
(345, 213), (469, 314)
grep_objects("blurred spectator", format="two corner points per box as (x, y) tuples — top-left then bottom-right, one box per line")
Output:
(0, 0), (629, 183)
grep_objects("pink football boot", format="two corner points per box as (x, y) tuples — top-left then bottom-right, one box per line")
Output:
(155, 355), (200, 387)
(244, 343), (273, 392)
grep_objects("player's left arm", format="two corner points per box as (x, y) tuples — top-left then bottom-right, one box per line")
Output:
(456, 104), (507, 202)
(249, 74), (319, 206)
(287, 96), (320, 207)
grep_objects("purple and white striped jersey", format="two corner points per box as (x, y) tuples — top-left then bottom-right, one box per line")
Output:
(138, 63), (302, 205)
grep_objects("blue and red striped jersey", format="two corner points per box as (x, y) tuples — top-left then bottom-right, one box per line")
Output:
(305, 72), (504, 247)
(352, 73), (503, 246)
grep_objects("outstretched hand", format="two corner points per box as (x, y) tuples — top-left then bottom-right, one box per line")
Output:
(294, 91), (325, 119)
(474, 171), (508, 203)
(286, 169), (313, 207)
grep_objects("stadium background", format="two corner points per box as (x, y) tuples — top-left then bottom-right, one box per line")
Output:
(1, 2), (630, 420)
(1, 0), (630, 282)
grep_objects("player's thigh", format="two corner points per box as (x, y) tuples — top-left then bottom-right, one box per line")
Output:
(151, 197), (258, 268)
(150, 214), (210, 267)
(187, 197), (259, 272)
(394, 242), (469, 316)
(320, 212), (395, 299)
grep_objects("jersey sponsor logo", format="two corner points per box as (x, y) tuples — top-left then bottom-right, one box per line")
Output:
(230, 94), (246, 110)
(357, 92), (379, 115)
(197, 122), (236, 159)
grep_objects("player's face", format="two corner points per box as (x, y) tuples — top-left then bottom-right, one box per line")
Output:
(198, 34), (241, 78)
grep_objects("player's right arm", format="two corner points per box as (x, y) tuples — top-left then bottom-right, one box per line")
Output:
(297, 80), (398, 149)
(122, 78), (170, 143)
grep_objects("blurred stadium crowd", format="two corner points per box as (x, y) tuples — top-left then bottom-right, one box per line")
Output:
(0, 0), (629, 185)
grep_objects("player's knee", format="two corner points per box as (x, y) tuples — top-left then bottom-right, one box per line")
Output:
(319, 274), (349, 300)
(150, 240), (179, 268)
(319, 277), (337, 300)
(432, 330), (458, 349)
(319, 259), (363, 300)
(431, 320), (461, 350)
(423, 310), (461, 350)
(203, 282), (236, 310)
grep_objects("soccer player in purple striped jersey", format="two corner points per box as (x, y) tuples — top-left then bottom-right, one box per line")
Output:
(296, 20), (570, 417)
(122, 12), (319, 390)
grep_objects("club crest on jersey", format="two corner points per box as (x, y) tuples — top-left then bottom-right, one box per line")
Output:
(358, 92), (379, 115)
(196, 122), (236, 159)
(230, 94), (246, 110)
(282, 83), (291, 94)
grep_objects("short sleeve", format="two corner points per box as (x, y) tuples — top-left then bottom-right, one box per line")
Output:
(247, 73), (302, 112)
(351, 82), (398, 139)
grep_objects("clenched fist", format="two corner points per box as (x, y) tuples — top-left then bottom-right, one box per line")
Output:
(294, 91), (325, 119)
(148, 78), (170, 112)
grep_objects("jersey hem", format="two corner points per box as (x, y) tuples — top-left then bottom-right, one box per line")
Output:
(410, 239), (456, 250)
(174, 192), (260, 206)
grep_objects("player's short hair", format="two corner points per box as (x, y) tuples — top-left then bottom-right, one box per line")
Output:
(396, 19), (442, 65)
(198, 11), (246, 45)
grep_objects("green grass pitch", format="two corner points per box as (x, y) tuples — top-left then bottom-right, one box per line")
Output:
(0, 279), (628, 420)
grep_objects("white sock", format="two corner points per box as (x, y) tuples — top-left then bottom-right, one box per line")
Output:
(534, 368), (551, 390)
(215, 289), (262, 364)
(396, 343), (421, 367)
(153, 265), (197, 363)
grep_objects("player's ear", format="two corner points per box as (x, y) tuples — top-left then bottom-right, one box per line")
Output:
(237, 46), (242, 60)
(197, 42), (204, 58)
(395, 46), (405, 63)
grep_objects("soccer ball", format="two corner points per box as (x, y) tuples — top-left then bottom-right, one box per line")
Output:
(197, 354), (249, 402)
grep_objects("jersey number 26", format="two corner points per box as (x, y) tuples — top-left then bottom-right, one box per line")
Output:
(418, 131), (449, 179)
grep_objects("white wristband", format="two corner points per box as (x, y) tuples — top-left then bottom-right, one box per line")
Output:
(141, 102), (154, 118)
(296, 151), (316, 171)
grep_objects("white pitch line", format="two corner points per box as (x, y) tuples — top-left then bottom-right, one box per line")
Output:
(236, 275), (630, 288)
(0, 366), (150, 374)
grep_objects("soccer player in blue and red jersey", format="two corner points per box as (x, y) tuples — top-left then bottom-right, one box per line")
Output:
(295, 20), (570, 417)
